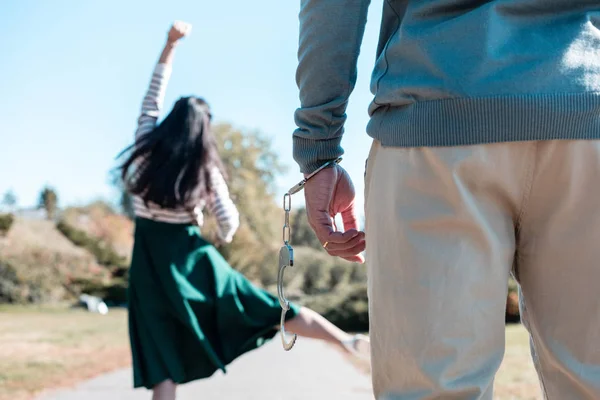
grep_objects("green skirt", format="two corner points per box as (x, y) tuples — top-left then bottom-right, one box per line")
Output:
(128, 217), (300, 389)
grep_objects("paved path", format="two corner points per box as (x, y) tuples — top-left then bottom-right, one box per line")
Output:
(37, 338), (373, 400)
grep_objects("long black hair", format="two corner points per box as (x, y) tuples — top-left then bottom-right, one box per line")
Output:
(118, 97), (226, 209)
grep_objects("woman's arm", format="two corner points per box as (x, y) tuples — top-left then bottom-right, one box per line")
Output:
(134, 21), (192, 139)
(159, 21), (191, 65)
(205, 168), (240, 244)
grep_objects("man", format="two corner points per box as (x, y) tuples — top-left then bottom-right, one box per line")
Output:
(292, 0), (600, 399)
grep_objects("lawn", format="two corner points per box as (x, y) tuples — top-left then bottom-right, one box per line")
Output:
(0, 306), (542, 400)
(0, 305), (130, 400)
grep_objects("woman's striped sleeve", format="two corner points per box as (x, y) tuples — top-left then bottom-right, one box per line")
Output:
(134, 63), (172, 139)
(205, 168), (240, 243)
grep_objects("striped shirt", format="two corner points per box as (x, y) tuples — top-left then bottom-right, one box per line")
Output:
(131, 63), (240, 243)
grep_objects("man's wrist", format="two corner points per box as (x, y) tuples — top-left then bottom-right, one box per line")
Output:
(303, 157), (342, 178)
(293, 135), (344, 175)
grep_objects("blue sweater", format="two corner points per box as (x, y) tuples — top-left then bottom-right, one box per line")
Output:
(293, 0), (600, 173)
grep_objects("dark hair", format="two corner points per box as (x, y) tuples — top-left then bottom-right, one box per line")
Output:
(118, 97), (226, 209)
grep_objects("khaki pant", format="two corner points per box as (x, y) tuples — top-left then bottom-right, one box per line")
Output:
(364, 140), (600, 400)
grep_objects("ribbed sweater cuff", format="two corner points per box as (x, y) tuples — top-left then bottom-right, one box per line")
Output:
(293, 136), (344, 174)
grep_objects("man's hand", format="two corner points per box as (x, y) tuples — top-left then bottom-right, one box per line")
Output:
(167, 21), (192, 44)
(304, 165), (365, 263)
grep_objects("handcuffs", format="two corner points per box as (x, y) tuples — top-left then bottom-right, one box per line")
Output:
(276, 157), (342, 350)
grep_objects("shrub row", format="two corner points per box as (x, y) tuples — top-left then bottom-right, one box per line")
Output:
(0, 213), (14, 236)
(56, 220), (128, 274)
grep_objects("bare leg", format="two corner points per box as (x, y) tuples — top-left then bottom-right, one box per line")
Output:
(152, 380), (176, 400)
(283, 306), (364, 354)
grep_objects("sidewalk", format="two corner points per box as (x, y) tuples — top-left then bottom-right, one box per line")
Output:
(37, 338), (373, 400)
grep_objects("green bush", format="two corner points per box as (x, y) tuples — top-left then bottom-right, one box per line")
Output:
(329, 264), (348, 288)
(268, 246), (369, 331)
(289, 247), (361, 294)
(0, 213), (14, 236)
(290, 208), (323, 251)
(39, 186), (59, 220)
(0, 247), (111, 304)
(56, 220), (128, 271)
(0, 260), (23, 303)
(301, 283), (369, 332)
(76, 278), (128, 306)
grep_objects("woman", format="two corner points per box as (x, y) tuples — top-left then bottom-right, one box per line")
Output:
(119, 21), (369, 400)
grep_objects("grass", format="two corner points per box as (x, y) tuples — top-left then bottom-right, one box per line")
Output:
(0, 306), (542, 400)
(0, 305), (129, 400)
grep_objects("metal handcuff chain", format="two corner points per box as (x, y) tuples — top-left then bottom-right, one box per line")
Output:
(277, 157), (342, 351)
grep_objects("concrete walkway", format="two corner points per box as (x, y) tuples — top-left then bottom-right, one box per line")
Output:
(38, 338), (373, 400)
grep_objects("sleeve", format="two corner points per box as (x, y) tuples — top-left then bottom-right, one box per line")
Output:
(205, 167), (240, 243)
(134, 63), (173, 139)
(292, 0), (371, 174)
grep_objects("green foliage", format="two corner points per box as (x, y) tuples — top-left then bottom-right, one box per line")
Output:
(0, 248), (109, 304)
(0, 213), (14, 236)
(75, 278), (128, 306)
(201, 124), (285, 281)
(288, 247), (365, 294)
(0, 258), (55, 304)
(214, 124), (285, 244)
(109, 171), (135, 220)
(56, 220), (128, 272)
(38, 186), (59, 220)
(81, 199), (117, 215)
(290, 207), (322, 250)
(302, 283), (369, 332)
(0, 214), (117, 305)
(0, 261), (23, 303)
(120, 191), (135, 220)
(60, 202), (134, 266)
(2, 190), (17, 208)
(265, 246), (369, 330)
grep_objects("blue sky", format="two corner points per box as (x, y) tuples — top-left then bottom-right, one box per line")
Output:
(0, 0), (383, 215)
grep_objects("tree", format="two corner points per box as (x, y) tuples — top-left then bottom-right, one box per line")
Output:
(1, 190), (17, 210)
(108, 170), (135, 220)
(38, 186), (58, 220)
(290, 207), (323, 251)
(116, 179), (134, 220)
(201, 124), (287, 282)
(120, 190), (135, 220)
